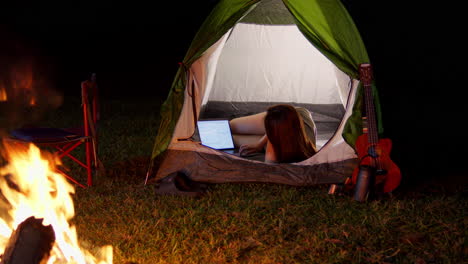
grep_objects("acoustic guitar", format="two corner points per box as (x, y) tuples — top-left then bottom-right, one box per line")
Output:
(351, 63), (401, 193)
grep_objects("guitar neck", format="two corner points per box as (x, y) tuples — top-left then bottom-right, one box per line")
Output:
(363, 83), (379, 145)
(359, 63), (379, 145)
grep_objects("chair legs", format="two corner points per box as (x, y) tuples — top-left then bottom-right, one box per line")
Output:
(4, 138), (94, 188)
(85, 138), (93, 187)
(52, 138), (96, 187)
(56, 167), (87, 188)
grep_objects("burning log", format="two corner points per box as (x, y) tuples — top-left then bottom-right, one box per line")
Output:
(1, 216), (55, 264)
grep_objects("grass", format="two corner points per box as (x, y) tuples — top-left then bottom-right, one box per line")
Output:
(8, 96), (468, 263)
(73, 180), (466, 264)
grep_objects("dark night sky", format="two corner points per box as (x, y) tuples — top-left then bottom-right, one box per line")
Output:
(1, 1), (462, 181)
(1, 1), (219, 98)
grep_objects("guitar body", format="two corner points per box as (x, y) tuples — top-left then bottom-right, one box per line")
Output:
(352, 134), (401, 193)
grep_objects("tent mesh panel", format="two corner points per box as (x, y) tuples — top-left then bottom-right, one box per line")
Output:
(240, 0), (296, 25)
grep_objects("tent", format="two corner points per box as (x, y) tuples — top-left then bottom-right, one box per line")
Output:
(147, 0), (383, 186)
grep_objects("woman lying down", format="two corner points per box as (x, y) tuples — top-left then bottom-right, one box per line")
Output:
(229, 104), (317, 164)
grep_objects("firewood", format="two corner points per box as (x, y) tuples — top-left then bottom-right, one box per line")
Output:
(1, 216), (55, 264)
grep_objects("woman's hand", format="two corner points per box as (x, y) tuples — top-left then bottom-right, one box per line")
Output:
(239, 135), (267, 157)
(239, 143), (264, 157)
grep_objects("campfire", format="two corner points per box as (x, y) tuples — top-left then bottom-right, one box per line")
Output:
(0, 140), (112, 263)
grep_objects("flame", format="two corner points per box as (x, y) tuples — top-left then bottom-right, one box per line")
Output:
(0, 141), (112, 264)
(0, 86), (6, 102)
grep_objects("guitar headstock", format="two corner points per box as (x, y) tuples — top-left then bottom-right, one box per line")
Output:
(359, 63), (373, 86)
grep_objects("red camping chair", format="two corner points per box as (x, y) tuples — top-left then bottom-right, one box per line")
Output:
(7, 74), (100, 188)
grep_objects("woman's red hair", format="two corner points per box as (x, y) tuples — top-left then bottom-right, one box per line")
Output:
(264, 104), (316, 163)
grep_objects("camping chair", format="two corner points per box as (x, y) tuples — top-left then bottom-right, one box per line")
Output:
(7, 74), (100, 188)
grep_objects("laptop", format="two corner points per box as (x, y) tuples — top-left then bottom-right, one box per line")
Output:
(196, 119), (238, 154)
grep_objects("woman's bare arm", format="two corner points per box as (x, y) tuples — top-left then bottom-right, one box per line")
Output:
(229, 112), (266, 135)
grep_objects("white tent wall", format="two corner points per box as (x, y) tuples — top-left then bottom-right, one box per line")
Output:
(206, 23), (349, 105)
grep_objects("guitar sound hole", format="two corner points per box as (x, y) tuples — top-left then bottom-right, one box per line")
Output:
(376, 169), (387, 175)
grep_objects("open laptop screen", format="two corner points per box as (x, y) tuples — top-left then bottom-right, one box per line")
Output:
(197, 120), (235, 150)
